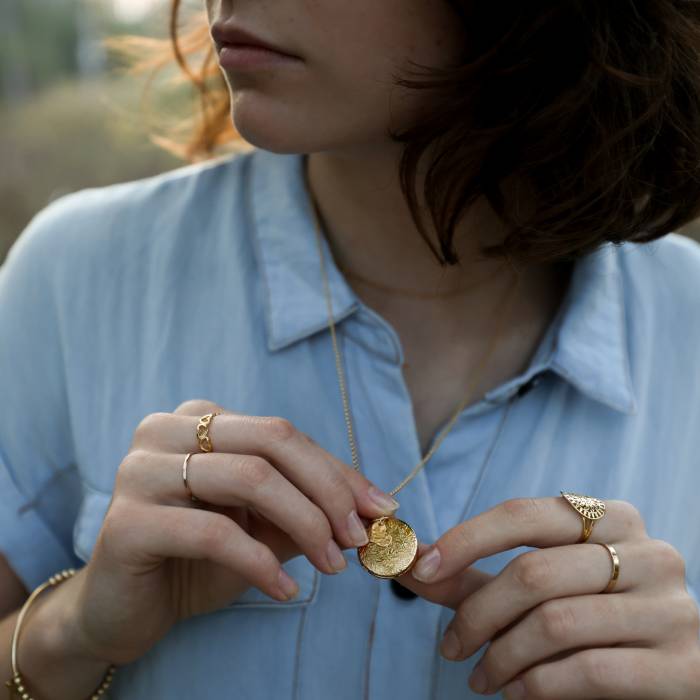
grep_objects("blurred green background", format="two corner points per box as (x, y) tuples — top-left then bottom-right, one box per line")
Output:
(1, 0), (699, 265)
(1, 0), (192, 263)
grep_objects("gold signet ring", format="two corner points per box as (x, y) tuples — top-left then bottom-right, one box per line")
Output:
(560, 491), (606, 543)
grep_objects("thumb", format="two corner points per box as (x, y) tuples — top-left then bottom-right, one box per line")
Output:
(394, 542), (493, 610)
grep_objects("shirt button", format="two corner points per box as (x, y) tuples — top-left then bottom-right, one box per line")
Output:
(515, 371), (545, 398)
(390, 578), (418, 600)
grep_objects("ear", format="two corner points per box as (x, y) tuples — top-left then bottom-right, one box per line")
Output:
(394, 542), (493, 610)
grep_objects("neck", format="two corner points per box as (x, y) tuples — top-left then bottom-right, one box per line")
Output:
(304, 148), (570, 335)
(304, 147), (573, 451)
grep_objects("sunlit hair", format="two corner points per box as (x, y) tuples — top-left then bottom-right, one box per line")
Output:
(103, 0), (700, 266)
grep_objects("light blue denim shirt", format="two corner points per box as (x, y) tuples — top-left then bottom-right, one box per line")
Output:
(1, 147), (699, 699)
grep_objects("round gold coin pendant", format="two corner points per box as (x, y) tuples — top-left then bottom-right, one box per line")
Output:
(357, 516), (419, 578)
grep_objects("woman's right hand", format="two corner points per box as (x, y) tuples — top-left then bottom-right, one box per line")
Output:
(71, 399), (400, 666)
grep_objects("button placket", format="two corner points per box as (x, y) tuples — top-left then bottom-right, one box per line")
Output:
(337, 313), (443, 700)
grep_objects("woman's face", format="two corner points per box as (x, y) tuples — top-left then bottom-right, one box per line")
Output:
(204, 1), (466, 155)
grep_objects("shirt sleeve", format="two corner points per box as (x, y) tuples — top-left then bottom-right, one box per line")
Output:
(0, 196), (85, 593)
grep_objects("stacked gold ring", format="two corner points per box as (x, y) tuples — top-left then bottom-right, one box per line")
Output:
(560, 491), (620, 594)
(599, 543), (620, 594)
(183, 411), (221, 504)
(182, 452), (198, 503)
(560, 491), (606, 543)
(196, 412), (221, 452)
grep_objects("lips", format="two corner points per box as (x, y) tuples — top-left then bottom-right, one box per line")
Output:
(210, 23), (299, 58)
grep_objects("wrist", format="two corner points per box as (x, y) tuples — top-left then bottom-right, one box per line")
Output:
(17, 569), (114, 699)
(41, 568), (108, 664)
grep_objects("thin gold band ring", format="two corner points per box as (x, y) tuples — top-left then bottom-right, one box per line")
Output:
(182, 451), (200, 503)
(599, 543), (620, 593)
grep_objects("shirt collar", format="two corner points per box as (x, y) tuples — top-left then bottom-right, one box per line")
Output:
(549, 242), (637, 414)
(481, 242), (638, 415)
(248, 148), (637, 415)
(249, 149), (359, 352)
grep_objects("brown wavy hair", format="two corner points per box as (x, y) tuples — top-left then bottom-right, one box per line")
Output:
(102, 0), (700, 266)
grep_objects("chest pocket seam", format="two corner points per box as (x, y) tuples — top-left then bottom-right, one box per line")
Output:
(223, 559), (320, 609)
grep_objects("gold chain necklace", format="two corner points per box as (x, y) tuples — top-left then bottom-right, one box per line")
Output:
(307, 186), (521, 578)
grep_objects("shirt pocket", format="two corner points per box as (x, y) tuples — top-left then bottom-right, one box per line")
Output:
(72, 481), (320, 609)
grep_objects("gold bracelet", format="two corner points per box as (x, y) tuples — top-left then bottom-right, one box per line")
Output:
(3, 568), (117, 699)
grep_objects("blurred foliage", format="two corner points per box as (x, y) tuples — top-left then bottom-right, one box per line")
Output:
(1, 0), (82, 97)
(0, 0), (235, 264)
(0, 72), (190, 263)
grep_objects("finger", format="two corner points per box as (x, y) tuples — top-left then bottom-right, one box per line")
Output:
(472, 592), (695, 694)
(440, 538), (685, 659)
(411, 496), (647, 584)
(175, 402), (400, 517)
(393, 542), (493, 608)
(501, 647), (697, 700)
(104, 500), (300, 603)
(117, 450), (354, 575)
(133, 403), (400, 547)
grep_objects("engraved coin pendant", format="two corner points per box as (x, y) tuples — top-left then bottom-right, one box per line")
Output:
(357, 516), (419, 578)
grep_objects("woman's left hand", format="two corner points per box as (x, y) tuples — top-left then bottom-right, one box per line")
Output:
(395, 497), (700, 699)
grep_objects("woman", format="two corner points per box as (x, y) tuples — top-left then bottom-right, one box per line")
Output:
(1, 1), (699, 698)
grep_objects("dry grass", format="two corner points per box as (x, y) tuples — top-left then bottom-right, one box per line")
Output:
(0, 74), (186, 262)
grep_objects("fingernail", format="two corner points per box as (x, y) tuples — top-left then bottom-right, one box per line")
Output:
(503, 679), (525, 699)
(326, 539), (347, 572)
(440, 628), (461, 660)
(468, 664), (488, 693)
(347, 510), (369, 546)
(411, 546), (441, 582)
(277, 569), (299, 600)
(368, 485), (400, 513)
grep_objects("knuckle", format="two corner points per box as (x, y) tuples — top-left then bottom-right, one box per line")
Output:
(522, 664), (553, 699)
(234, 455), (274, 489)
(479, 643), (511, 685)
(677, 594), (700, 634)
(174, 399), (218, 415)
(99, 505), (120, 542)
(511, 551), (553, 594)
(578, 650), (612, 692)
(690, 649), (700, 689)
(98, 500), (135, 553)
(501, 497), (544, 525)
(454, 602), (482, 638)
(320, 464), (350, 500)
(451, 522), (476, 553)
(302, 505), (333, 544)
(196, 515), (233, 558)
(612, 500), (646, 536)
(300, 431), (319, 447)
(254, 546), (284, 587)
(116, 449), (151, 489)
(259, 415), (297, 443)
(538, 600), (577, 644)
(133, 412), (170, 445)
(648, 538), (686, 580)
